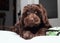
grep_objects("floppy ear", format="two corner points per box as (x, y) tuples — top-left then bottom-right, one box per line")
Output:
(37, 4), (52, 28)
(15, 16), (24, 35)
(23, 5), (31, 14)
(15, 16), (22, 28)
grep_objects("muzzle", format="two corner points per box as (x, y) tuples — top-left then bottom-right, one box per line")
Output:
(24, 13), (41, 27)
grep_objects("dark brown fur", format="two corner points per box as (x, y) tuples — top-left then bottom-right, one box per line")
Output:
(0, 4), (52, 40)
(15, 4), (52, 39)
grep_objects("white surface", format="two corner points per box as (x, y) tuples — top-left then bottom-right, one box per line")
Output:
(0, 30), (60, 43)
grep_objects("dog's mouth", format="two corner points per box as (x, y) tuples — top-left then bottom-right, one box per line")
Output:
(24, 13), (41, 27)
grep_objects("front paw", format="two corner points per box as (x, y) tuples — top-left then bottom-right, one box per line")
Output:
(22, 31), (34, 40)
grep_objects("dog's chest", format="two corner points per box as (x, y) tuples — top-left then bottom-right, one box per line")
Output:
(23, 25), (41, 34)
(23, 22), (45, 34)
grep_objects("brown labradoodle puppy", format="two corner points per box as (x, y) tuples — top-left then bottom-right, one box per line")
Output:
(15, 4), (52, 39)
(0, 4), (52, 40)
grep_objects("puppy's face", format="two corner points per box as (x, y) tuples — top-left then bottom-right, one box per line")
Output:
(17, 4), (51, 40)
(23, 8), (42, 27)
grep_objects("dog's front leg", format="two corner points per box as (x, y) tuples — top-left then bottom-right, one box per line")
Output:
(35, 28), (47, 36)
(22, 31), (35, 39)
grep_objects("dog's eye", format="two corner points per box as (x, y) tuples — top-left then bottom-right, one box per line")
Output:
(35, 11), (37, 14)
(27, 12), (30, 14)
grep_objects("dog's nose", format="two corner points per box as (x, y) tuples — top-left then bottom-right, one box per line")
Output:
(30, 18), (34, 20)
(29, 14), (34, 21)
(30, 18), (34, 22)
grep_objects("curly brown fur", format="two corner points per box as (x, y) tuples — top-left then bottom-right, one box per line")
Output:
(15, 4), (52, 39)
(0, 4), (52, 40)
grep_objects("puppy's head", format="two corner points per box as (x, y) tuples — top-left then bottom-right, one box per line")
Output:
(22, 4), (44, 27)
(22, 4), (51, 28)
